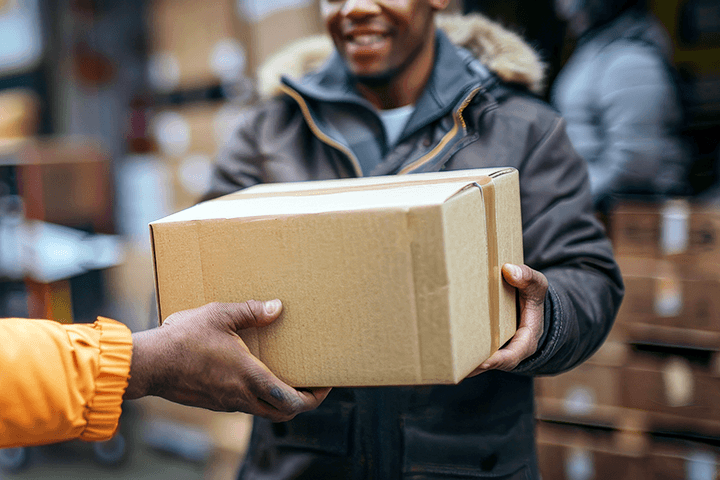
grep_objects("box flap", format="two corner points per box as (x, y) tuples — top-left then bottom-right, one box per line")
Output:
(151, 180), (482, 224)
(234, 167), (514, 195)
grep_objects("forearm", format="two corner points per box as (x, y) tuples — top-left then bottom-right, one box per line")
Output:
(0, 317), (132, 448)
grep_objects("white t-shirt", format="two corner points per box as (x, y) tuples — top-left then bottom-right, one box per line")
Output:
(378, 104), (414, 147)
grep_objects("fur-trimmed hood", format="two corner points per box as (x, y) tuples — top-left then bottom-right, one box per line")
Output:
(257, 13), (546, 98)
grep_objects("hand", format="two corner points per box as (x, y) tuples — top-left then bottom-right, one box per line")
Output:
(468, 264), (548, 376)
(124, 300), (331, 422)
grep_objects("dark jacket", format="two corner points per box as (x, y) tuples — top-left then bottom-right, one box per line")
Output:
(207, 16), (624, 480)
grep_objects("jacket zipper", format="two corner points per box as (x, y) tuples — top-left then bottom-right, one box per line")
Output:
(397, 86), (483, 175)
(281, 83), (486, 178)
(279, 84), (364, 178)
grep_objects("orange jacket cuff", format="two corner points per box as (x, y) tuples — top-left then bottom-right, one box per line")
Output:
(78, 317), (133, 442)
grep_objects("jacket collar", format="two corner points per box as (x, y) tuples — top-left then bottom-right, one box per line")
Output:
(281, 29), (494, 137)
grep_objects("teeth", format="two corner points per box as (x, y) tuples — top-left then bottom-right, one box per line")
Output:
(352, 34), (383, 45)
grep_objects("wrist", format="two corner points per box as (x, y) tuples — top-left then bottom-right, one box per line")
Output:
(124, 329), (162, 400)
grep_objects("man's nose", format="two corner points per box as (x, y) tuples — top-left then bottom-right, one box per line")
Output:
(340, 0), (382, 18)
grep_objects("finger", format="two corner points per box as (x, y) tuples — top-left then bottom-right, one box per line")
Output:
(241, 356), (328, 418)
(478, 325), (538, 372)
(267, 388), (332, 422)
(294, 387), (332, 408)
(501, 264), (547, 303)
(216, 300), (284, 332)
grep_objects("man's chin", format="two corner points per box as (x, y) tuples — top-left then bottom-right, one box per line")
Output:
(350, 68), (400, 89)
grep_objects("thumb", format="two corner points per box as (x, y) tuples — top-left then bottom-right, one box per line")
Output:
(220, 299), (284, 332)
(501, 264), (547, 303)
(501, 263), (531, 288)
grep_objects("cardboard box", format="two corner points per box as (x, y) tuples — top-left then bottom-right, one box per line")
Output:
(646, 437), (720, 480)
(150, 168), (523, 387)
(535, 341), (627, 417)
(151, 102), (249, 210)
(621, 348), (720, 422)
(235, 0), (324, 80)
(610, 200), (720, 271)
(147, 0), (323, 92)
(616, 256), (720, 333)
(1, 137), (114, 233)
(0, 89), (40, 139)
(537, 422), (646, 480)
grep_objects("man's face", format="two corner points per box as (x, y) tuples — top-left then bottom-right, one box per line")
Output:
(321, 0), (439, 83)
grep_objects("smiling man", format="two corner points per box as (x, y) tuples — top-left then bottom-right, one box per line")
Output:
(204, 1), (624, 479)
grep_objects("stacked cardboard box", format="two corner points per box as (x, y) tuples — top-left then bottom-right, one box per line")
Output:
(4, 137), (115, 234)
(537, 421), (720, 480)
(534, 341), (626, 421)
(612, 200), (720, 345)
(146, 0), (323, 93)
(621, 347), (720, 426)
(0, 138), (116, 323)
(150, 102), (248, 211)
(536, 198), (720, 478)
(537, 422), (646, 479)
(145, 0), (326, 211)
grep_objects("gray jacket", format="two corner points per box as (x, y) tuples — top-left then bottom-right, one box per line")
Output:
(551, 11), (689, 207)
(207, 19), (624, 480)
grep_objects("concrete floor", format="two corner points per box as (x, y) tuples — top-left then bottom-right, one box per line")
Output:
(0, 402), (245, 480)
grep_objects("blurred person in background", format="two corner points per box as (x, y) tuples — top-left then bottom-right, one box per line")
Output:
(552, 0), (691, 212)
(204, 0), (624, 478)
(1, 300), (329, 449)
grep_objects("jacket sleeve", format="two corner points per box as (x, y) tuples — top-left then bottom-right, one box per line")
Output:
(0, 317), (132, 448)
(588, 43), (687, 203)
(512, 116), (624, 376)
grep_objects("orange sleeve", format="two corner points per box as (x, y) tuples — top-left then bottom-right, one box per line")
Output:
(0, 317), (133, 448)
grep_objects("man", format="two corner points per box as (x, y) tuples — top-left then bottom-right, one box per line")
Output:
(552, 0), (689, 211)
(205, 1), (624, 478)
(1, 300), (329, 449)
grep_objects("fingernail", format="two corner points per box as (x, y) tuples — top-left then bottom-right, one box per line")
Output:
(481, 363), (491, 370)
(506, 264), (521, 279)
(264, 299), (282, 315)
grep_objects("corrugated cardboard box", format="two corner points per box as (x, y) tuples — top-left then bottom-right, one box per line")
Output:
(621, 348), (720, 423)
(610, 200), (720, 272)
(151, 102), (248, 210)
(1, 137), (114, 234)
(150, 168), (523, 387)
(646, 436), (720, 480)
(535, 341), (627, 418)
(147, 0), (323, 92)
(537, 422), (646, 480)
(616, 256), (720, 333)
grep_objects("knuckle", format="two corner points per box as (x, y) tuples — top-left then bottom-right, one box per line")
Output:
(239, 301), (262, 325)
(520, 265), (534, 281)
(245, 299), (264, 312)
(205, 301), (222, 313)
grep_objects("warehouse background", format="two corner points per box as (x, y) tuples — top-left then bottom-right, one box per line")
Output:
(0, 0), (718, 478)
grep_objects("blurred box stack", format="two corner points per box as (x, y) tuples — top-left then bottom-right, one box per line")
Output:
(147, 0), (323, 94)
(0, 86), (121, 324)
(538, 421), (720, 479)
(149, 101), (246, 211)
(143, 0), (323, 214)
(118, 1), (325, 472)
(536, 198), (720, 479)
